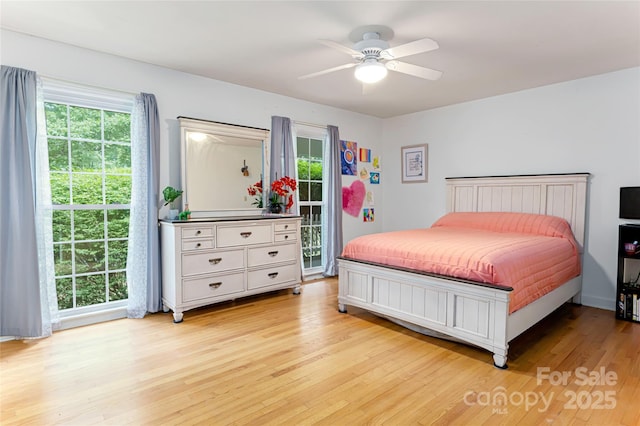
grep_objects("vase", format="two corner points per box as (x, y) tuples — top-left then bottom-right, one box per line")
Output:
(269, 204), (282, 214)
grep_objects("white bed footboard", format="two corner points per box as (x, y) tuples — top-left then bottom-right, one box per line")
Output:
(338, 259), (512, 367)
(337, 173), (589, 368)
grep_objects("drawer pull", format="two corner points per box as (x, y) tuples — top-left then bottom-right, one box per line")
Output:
(284, 235), (289, 240)
(268, 251), (279, 257)
(284, 224), (289, 229)
(208, 258), (222, 265)
(240, 231), (252, 238)
(209, 282), (222, 289)
(196, 230), (202, 235)
(196, 243), (201, 248)
(268, 272), (279, 279)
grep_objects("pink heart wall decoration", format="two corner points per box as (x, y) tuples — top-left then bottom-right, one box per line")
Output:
(342, 180), (366, 217)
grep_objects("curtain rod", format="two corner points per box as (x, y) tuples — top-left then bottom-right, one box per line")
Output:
(293, 120), (327, 130)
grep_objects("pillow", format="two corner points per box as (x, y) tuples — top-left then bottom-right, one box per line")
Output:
(432, 212), (577, 243)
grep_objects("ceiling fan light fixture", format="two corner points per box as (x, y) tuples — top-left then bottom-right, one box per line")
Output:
(354, 60), (388, 84)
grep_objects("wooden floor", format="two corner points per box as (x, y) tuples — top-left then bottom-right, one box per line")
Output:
(1, 278), (639, 425)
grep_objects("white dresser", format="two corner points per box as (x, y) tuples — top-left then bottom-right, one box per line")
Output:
(159, 216), (302, 322)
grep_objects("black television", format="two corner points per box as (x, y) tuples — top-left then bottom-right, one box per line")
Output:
(620, 187), (640, 219)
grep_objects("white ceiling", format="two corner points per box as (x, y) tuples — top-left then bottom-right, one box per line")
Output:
(2, 1), (639, 118)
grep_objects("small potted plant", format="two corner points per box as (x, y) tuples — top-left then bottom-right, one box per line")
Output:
(163, 186), (183, 219)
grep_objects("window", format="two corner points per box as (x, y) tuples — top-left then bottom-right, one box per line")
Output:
(44, 87), (133, 314)
(296, 135), (324, 272)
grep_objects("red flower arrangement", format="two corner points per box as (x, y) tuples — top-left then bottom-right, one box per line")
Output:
(247, 180), (263, 208)
(270, 175), (297, 212)
(247, 176), (297, 212)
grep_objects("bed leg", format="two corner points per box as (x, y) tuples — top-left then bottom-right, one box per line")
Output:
(493, 354), (508, 369)
(338, 303), (347, 313)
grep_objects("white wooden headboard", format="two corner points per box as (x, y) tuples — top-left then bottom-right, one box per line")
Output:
(445, 173), (590, 249)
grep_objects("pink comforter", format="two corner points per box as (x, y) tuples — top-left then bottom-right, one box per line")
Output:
(340, 212), (581, 313)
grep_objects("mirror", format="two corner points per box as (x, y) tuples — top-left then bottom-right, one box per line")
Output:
(178, 117), (270, 217)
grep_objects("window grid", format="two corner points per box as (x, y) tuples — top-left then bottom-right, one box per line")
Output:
(45, 101), (131, 312)
(296, 136), (324, 271)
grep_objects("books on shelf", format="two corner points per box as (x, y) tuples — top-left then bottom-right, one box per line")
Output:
(618, 289), (640, 322)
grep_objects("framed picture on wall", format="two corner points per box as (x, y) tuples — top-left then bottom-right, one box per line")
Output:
(401, 144), (428, 183)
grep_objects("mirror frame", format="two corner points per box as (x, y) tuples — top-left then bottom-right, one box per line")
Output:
(178, 116), (270, 218)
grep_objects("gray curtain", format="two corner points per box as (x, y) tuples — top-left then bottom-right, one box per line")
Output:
(127, 93), (162, 317)
(0, 66), (43, 337)
(323, 125), (343, 276)
(269, 116), (297, 212)
(141, 94), (162, 313)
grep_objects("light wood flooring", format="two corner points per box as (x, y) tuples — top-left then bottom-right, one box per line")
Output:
(1, 278), (639, 425)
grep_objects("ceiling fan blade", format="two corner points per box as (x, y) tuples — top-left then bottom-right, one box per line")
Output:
(386, 61), (443, 80)
(318, 39), (362, 57)
(298, 63), (357, 80)
(383, 38), (439, 59)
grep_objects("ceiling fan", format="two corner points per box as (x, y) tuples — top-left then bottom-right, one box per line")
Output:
(299, 25), (443, 84)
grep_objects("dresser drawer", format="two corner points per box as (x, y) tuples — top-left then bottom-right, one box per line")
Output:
(274, 221), (296, 233)
(182, 239), (214, 251)
(182, 272), (244, 302)
(274, 232), (296, 243)
(217, 224), (271, 247)
(182, 249), (245, 276)
(248, 263), (299, 290)
(248, 244), (298, 267)
(182, 226), (214, 239)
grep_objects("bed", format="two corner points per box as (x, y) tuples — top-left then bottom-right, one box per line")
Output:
(337, 173), (589, 368)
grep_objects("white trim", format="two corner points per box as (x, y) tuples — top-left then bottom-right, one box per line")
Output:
(57, 306), (127, 330)
(42, 77), (134, 112)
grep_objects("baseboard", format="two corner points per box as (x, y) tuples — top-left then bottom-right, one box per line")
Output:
(581, 295), (615, 312)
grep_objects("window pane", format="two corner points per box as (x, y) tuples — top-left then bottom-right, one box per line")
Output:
(104, 143), (131, 171)
(299, 181), (309, 202)
(69, 106), (101, 140)
(310, 160), (323, 180)
(310, 139), (323, 158)
(44, 103), (68, 137)
(312, 225), (321, 247)
(310, 182), (322, 201)
(72, 173), (103, 204)
(302, 226), (311, 251)
(108, 240), (128, 270)
(53, 243), (72, 276)
(75, 241), (105, 274)
(74, 210), (105, 241)
(76, 274), (106, 306)
(312, 206), (323, 225)
(56, 277), (73, 310)
(48, 138), (69, 171)
(109, 271), (128, 301)
(300, 205), (310, 225)
(71, 140), (102, 171)
(107, 209), (130, 239)
(104, 111), (131, 143)
(297, 158), (310, 180)
(105, 175), (132, 204)
(50, 173), (71, 205)
(52, 210), (71, 242)
(303, 248), (311, 269)
(296, 137), (309, 159)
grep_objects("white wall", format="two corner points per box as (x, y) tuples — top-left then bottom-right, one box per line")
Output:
(3, 29), (638, 311)
(381, 67), (640, 311)
(0, 29), (385, 243)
